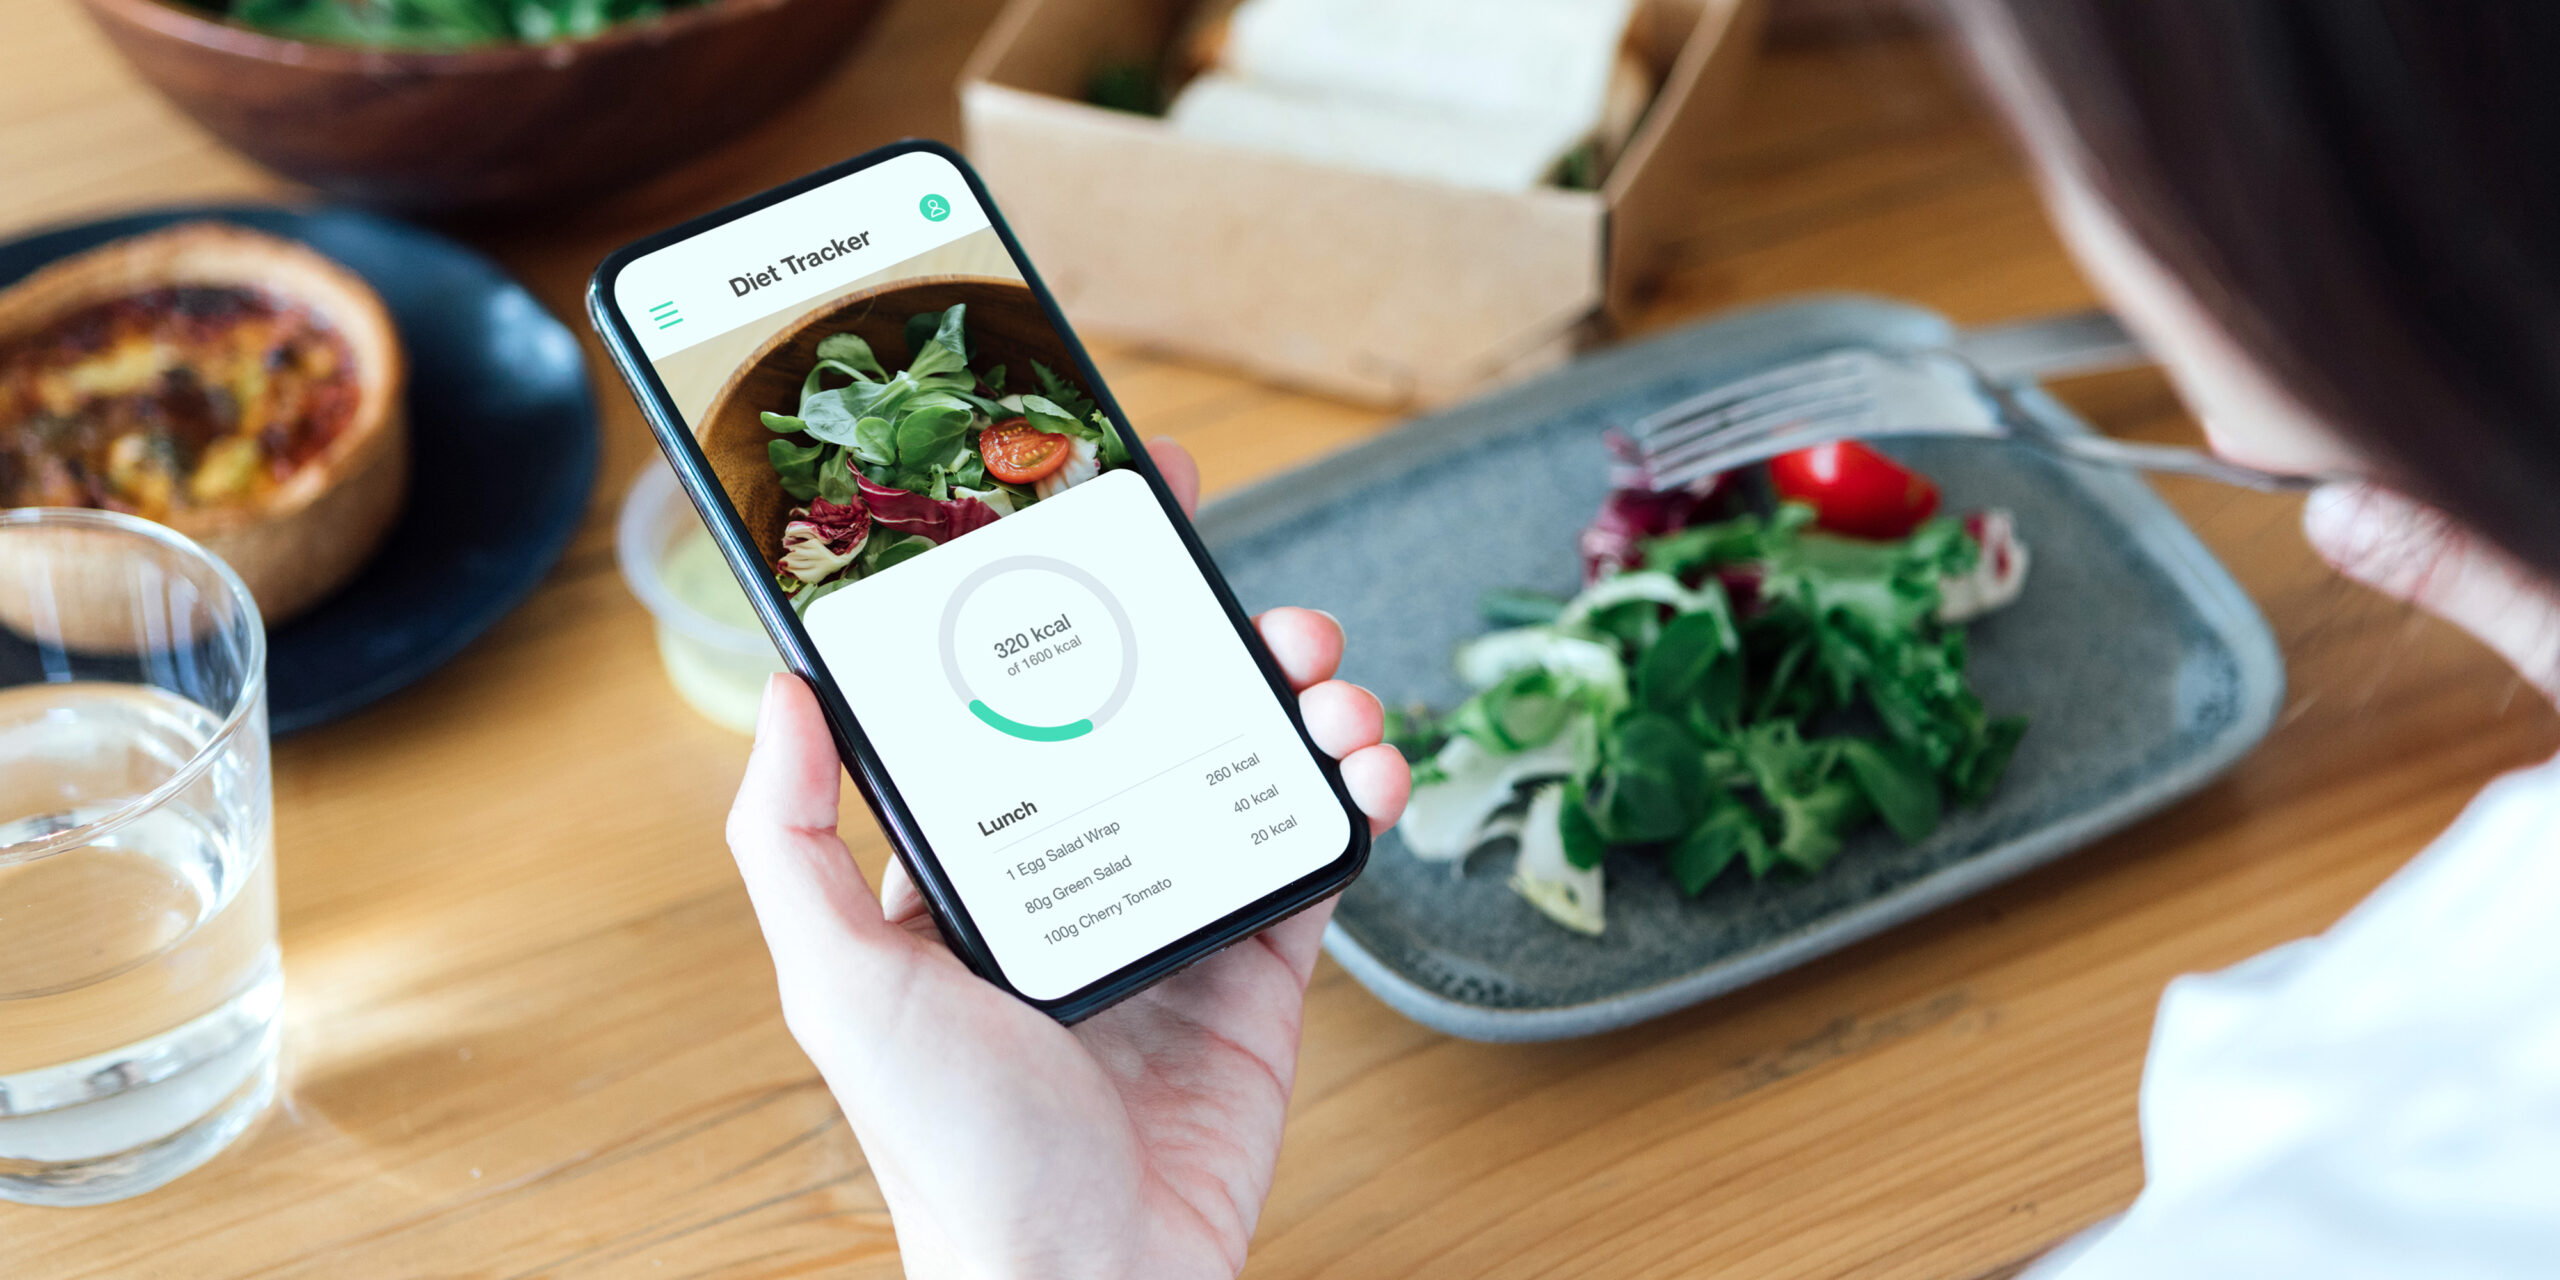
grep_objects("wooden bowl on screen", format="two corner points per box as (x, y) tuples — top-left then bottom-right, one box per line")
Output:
(74, 0), (889, 212)
(696, 275), (1076, 566)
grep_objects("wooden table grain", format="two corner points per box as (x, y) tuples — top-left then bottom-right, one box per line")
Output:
(6, 5), (2554, 1277)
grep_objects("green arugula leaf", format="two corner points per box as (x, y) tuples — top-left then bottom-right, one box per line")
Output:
(1589, 712), (1705, 845)
(1838, 737), (1941, 844)
(1668, 798), (1764, 894)
(1382, 703), (1447, 763)
(1447, 667), (1578, 752)
(794, 386), (871, 446)
(815, 448), (857, 504)
(760, 411), (808, 435)
(865, 532), (934, 574)
(1031, 360), (1098, 424)
(1771, 778), (1864, 873)
(851, 416), (896, 467)
(1948, 715), (2028, 806)
(1559, 783), (1609, 870)
(1749, 630), (1818, 722)
(954, 391), (1012, 420)
(1636, 611), (1734, 718)
(1480, 587), (1567, 628)
(1093, 412), (1133, 468)
(1743, 826), (1784, 879)
(1641, 505), (1810, 578)
(812, 332), (886, 380)
(905, 307), (971, 380)
(1583, 599), (1664, 654)
(1018, 394), (1085, 440)
(790, 576), (853, 616)
(768, 438), (824, 501)
(893, 404), (972, 471)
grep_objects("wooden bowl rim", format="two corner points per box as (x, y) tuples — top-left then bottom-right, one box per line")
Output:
(697, 273), (1040, 449)
(80, 0), (804, 72)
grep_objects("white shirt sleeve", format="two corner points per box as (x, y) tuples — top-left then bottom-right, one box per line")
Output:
(2042, 753), (2560, 1280)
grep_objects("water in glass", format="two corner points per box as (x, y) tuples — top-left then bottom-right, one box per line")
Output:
(0, 512), (279, 1207)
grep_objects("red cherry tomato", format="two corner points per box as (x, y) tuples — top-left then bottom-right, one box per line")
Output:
(1766, 441), (1940, 540)
(979, 418), (1073, 485)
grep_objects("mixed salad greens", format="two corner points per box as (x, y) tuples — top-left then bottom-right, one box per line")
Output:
(226, 0), (707, 46)
(1390, 441), (2030, 936)
(760, 304), (1128, 612)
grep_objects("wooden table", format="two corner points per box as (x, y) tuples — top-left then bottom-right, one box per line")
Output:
(7, 6), (2554, 1277)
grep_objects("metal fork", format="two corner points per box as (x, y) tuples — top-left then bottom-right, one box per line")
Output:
(1626, 311), (2327, 493)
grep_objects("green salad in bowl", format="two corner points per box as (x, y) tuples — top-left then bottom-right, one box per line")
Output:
(752, 303), (1132, 613)
(221, 0), (709, 45)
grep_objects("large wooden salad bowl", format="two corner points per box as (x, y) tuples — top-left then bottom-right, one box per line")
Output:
(697, 275), (1080, 566)
(76, 0), (890, 213)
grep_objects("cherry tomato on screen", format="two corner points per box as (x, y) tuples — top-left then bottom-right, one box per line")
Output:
(1767, 441), (1941, 539)
(979, 418), (1073, 485)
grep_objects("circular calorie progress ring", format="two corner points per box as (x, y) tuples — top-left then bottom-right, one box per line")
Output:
(937, 555), (1139, 742)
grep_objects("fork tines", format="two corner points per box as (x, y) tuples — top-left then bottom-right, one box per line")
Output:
(1630, 352), (1879, 488)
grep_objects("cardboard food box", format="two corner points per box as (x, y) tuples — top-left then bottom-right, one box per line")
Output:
(960, 0), (1767, 406)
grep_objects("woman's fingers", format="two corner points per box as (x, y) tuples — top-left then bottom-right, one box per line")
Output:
(1298, 679), (1383, 759)
(1338, 742), (1411, 835)
(1257, 607), (1344, 691)
(1147, 437), (1202, 516)
(2305, 484), (2560, 697)
(727, 676), (897, 968)
(1261, 614), (1402, 828)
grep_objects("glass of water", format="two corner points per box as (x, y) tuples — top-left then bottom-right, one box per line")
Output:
(0, 509), (279, 1206)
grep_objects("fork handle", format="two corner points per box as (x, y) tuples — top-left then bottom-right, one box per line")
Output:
(1956, 310), (2147, 383)
(2045, 433), (2324, 492)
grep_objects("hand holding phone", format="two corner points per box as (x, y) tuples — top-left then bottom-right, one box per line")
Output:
(590, 142), (1384, 1020)
(728, 448), (1407, 1279)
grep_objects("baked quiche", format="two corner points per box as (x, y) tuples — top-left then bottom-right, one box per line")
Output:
(0, 223), (406, 623)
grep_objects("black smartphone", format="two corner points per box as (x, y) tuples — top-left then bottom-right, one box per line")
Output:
(587, 140), (1369, 1022)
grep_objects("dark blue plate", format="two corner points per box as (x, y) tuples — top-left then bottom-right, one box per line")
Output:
(0, 206), (597, 734)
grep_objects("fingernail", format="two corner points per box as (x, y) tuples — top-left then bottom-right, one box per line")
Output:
(2301, 482), (2357, 534)
(2301, 482), (2397, 567)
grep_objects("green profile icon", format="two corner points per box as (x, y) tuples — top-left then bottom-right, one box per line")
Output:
(919, 193), (952, 222)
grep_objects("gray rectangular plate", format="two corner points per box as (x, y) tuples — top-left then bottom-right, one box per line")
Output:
(1194, 296), (2283, 1042)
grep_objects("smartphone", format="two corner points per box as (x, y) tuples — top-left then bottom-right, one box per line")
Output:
(587, 140), (1368, 1021)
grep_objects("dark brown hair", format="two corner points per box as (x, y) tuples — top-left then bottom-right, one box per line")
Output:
(1950, 2), (2560, 582)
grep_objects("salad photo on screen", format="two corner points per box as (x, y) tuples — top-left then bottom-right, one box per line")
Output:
(747, 300), (1132, 614)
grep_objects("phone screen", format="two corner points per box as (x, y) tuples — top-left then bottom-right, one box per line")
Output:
(600, 149), (1354, 1003)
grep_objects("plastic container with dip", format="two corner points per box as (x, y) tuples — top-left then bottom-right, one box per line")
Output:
(615, 462), (784, 732)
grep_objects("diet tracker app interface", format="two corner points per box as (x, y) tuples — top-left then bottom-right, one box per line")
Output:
(613, 152), (1348, 1000)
